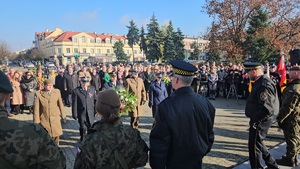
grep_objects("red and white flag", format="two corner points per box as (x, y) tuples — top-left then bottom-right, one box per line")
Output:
(277, 55), (286, 91)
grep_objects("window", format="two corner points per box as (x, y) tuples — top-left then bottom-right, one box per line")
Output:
(66, 48), (71, 53)
(96, 39), (101, 44)
(90, 39), (94, 43)
(73, 38), (78, 43)
(83, 48), (86, 53)
(74, 48), (79, 53)
(105, 38), (110, 44)
(91, 49), (94, 54)
(127, 50), (129, 54)
(125, 40), (128, 44)
(107, 49), (110, 54)
(97, 49), (101, 54)
(82, 37), (86, 43)
(111, 39), (116, 44)
(134, 50), (137, 54)
(58, 48), (62, 54)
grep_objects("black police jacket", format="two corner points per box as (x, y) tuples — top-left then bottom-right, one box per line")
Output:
(150, 86), (215, 169)
(245, 74), (279, 123)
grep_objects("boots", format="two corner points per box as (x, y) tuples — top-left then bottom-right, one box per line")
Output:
(79, 127), (87, 141)
(29, 106), (34, 114)
(15, 105), (20, 115)
(276, 156), (296, 167)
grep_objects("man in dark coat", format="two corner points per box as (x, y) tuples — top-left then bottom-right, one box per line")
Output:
(90, 68), (101, 94)
(64, 66), (78, 106)
(244, 62), (280, 169)
(103, 72), (123, 90)
(148, 73), (168, 117)
(72, 76), (97, 141)
(150, 60), (215, 169)
(54, 69), (67, 105)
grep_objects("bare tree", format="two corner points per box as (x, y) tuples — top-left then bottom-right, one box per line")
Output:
(0, 41), (11, 62)
(204, 0), (300, 60)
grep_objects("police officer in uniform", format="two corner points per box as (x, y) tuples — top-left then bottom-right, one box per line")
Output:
(269, 64), (281, 101)
(150, 60), (215, 169)
(244, 62), (280, 169)
(0, 70), (66, 169)
(276, 66), (300, 167)
(72, 76), (97, 141)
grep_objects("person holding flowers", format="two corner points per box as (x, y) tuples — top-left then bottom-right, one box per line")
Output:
(124, 69), (147, 129)
(74, 89), (148, 169)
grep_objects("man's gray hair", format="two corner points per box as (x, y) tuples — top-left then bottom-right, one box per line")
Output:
(176, 74), (194, 85)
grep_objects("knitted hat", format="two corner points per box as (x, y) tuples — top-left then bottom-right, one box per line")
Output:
(43, 79), (53, 85)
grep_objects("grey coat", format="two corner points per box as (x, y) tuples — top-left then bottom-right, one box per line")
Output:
(21, 76), (37, 106)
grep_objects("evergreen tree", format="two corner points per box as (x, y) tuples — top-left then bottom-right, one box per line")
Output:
(113, 41), (128, 62)
(163, 20), (176, 62)
(243, 6), (277, 63)
(126, 20), (139, 61)
(139, 26), (148, 58)
(147, 14), (163, 62)
(190, 42), (200, 60)
(173, 28), (185, 60)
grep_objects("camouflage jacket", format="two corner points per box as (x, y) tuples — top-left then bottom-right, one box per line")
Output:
(0, 108), (66, 169)
(74, 119), (149, 169)
(277, 79), (300, 127)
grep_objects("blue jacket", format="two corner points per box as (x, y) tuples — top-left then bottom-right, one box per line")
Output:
(149, 80), (168, 117)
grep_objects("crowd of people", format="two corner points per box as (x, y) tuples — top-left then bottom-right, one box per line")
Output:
(0, 59), (299, 168)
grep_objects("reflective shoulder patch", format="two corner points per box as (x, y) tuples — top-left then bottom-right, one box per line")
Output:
(260, 91), (268, 101)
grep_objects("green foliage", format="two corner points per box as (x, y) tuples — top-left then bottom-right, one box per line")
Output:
(206, 51), (221, 62)
(113, 86), (138, 117)
(139, 26), (147, 57)
(147, 14), (164, 62)
(163, 21), (176, 62)
(173, 28), (185, 60)
(113, 41), (128, 61)
(190, 41), (200, 60)
(243, 6), (277, 63)
(127, 20), (140, 60)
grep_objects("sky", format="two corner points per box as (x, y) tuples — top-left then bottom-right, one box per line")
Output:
(0, 0), (212, 52)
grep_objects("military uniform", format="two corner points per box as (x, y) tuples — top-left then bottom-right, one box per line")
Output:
(150, 60), (215, 169)
(74, 119), (149, 169)
(72, 77), (97, 141)
(148, 73), (168, 117)
(276, 67), (300, 167)
(244, 62), (279, 169)
(0, 70), (66, 169)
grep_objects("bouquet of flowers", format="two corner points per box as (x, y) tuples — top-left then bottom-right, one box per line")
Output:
(112, 87), (138, 117)
(162, 76), (171, 85)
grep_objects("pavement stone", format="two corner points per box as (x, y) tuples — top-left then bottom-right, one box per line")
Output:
(11, 97), (295, 169)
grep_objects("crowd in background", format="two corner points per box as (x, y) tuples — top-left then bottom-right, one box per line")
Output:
(0, 60), (287, 118)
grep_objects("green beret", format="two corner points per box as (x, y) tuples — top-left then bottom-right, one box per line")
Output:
(0, 70), (13, 93)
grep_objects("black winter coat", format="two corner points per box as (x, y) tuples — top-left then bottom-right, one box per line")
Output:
(150, 86), (215, 169)
(72, 86), (97, 127)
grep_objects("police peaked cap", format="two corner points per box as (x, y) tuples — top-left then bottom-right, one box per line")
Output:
(80, 76), (89, 82)
(170, 60), (197, 76)
(243, 62), (263, 73)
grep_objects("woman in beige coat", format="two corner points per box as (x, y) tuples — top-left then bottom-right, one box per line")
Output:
(33, 79), (66, 144)
(10, 71), (24, 115)
(125, 70), (147, 129)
